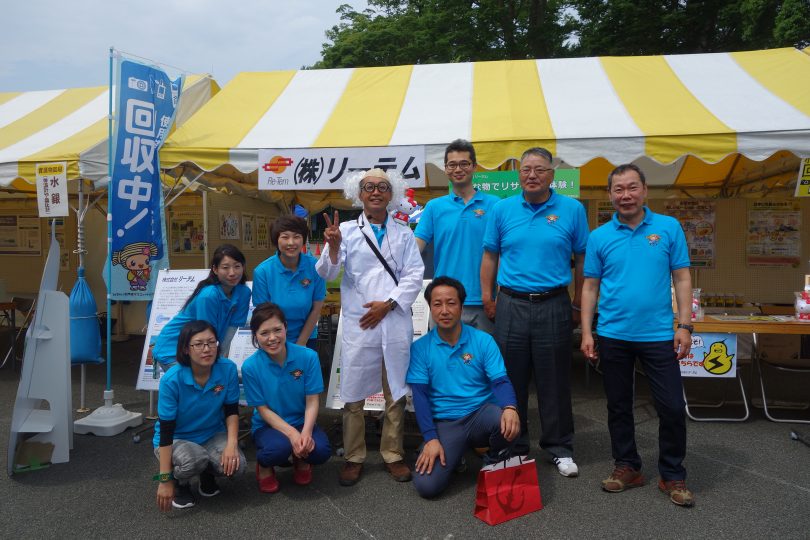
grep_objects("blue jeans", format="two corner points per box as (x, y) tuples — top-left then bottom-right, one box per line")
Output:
(597, 336), (687, 480)
(413, 403), (510, 499)
(494, 291), (574, 458)
(254, 424), (331, 467)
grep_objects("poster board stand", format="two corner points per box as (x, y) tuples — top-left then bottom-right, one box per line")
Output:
(7, 230), (73, 475)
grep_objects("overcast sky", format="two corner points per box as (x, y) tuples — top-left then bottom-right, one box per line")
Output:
(1, 0), (368, 92)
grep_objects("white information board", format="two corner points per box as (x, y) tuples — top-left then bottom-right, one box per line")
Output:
(325, 280), (430, 411)
(136, 269), (211, 390)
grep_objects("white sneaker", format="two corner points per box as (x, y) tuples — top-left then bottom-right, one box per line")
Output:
(553, 457), (579, 477)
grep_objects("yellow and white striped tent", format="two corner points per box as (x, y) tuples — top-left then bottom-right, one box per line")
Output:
(160, 47), (810, 201)
(0, 75), (219, 191)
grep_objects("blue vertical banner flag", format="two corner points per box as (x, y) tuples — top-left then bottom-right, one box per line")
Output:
(107, 56), (182, 300)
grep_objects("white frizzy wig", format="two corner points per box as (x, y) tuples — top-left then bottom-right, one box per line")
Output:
(343, 168), (407, 211)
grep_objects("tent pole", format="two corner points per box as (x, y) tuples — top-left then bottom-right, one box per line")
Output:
(203, 190), (209, 264)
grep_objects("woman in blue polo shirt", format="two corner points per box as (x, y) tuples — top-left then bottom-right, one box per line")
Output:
(241, 302), (331, 493)
(154, 320), (245, 511)
(252, 215), (326, 350)
(151, 244), (251, 367)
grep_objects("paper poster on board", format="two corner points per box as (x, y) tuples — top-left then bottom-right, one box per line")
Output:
(219, 210), (239, 240)
(679, 332), (738, 378)
(136, 268), (211, 390)
(664, 200), (716, 268)
(325, 280), (431, 411)
(746, 201), (801, 266)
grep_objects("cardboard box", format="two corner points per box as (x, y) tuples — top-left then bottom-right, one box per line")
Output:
(757, 334), (807, 368)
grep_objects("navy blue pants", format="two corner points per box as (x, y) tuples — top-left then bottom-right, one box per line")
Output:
(598, 336), (687, 480)
(495, 291), (574, 458)
(254, 423), (331, 467)
(413, 403), (510, 499)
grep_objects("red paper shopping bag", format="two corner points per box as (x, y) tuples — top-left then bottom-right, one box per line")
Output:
(474, 456), (543, 525)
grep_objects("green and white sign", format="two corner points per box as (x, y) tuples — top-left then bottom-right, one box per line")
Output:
(459, 169), (581, 199)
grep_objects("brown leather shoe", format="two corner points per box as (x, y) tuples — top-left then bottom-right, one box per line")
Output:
(602, 465), (645, 493)
(658, 478), (695, 507)
(339, 461), (363, 487)
(384, 460), (412, 482)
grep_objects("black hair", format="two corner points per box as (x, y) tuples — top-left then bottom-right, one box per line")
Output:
(249, 302), (287, 349)
(182, 244), (248, 310)
(270, 215), (309, 247)
(424, 276), (467, 305)
(444, 139), (477, 165)
(607, 163), (647, 190)
(176, 320), (218, 367)
(520, 147), (553, 164)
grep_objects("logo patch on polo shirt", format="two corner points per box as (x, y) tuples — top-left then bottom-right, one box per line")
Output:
(290, 369), (304, 380)
(213, 384), (224, 394)
(646, 233), (661, 246)
(473, 209), (486, 218)
(300, 278), (311, 287)
(461, 352), (473, 364)
(545, 214), (559, 225)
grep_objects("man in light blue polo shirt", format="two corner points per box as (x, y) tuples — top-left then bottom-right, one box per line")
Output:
(581, 163), (694, 507)
(481, 147), (589, 477)
(407, 276), (520, 498)
(415, 139), (499, 333)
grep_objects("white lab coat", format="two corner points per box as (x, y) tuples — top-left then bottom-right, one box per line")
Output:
(316, 213), (424, 403)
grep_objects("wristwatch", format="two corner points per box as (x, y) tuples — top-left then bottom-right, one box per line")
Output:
(154, 471), (174, 483)
(677, 323), (694, 334)
(386, 298), (398, 311)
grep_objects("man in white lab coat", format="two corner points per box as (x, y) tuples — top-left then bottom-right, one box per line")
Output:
(317, 168), (425, 486)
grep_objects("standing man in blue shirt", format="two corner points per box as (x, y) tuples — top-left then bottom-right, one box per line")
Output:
(415, 139), (499, 333)
(407, 276), (520, 498)
(481, 147), (589, 477)
(580, 163), (694, 507)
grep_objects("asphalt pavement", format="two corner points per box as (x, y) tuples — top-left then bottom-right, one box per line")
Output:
(1, 337), (809, 540)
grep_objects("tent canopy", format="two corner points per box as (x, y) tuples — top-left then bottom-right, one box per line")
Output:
(160, 47), (810, 200)
(0, 75), (219, 191)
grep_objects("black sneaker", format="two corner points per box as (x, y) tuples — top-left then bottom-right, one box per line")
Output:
(172, 482), (196, 509)
(199, 471), (220, 497)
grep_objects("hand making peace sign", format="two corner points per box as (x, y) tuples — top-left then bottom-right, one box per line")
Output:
(323, 210), (341, 264)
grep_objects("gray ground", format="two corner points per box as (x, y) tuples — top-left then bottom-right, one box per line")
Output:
(2, 337), (809, 540)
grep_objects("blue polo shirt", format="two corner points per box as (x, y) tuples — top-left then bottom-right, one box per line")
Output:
(483, 190), (589, 292)
(153, 357), (240, 447)
(252, 253), (326, 342)
(407, 324), (507, 420)
(242, 343), (324, 432)
(414, 190), (499, 305)
(584, 207), (690, 342)
(152, 283), (252, 364)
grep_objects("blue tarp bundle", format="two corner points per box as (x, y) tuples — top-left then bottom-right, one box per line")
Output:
(69, 267), (103, 364)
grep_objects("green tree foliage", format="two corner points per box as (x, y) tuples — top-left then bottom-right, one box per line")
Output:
(314, 0), (809, 68)
(570, 0), (810, 56)
(312, 1), (570, 68)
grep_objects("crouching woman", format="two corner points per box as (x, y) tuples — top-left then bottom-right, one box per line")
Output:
(154, 320), (245, 511)
(241, 302), (331, 493)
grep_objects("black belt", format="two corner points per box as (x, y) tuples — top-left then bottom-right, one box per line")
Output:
(499, 286), (567, 303)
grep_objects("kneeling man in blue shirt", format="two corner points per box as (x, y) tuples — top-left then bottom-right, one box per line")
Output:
(407, 276), (520, 499)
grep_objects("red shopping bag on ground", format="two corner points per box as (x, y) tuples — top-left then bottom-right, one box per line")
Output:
(474, 456), (543, 525)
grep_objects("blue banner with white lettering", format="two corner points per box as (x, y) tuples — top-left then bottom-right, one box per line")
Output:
(107, 58), (182, 300)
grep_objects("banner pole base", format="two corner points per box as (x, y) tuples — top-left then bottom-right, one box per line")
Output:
(74, 390), (142, 436)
